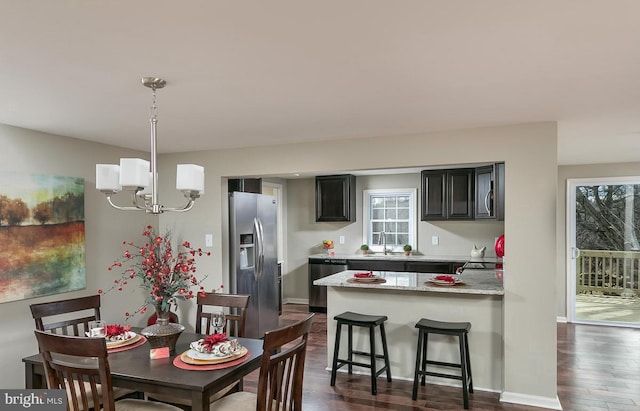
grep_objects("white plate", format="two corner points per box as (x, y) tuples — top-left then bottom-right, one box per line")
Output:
(186, 347), (242, 360)
(428, 278), (464, 286)
(106, 331), (136, 343)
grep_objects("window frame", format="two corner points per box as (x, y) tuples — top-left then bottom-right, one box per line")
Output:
(362, 188), (417, 253)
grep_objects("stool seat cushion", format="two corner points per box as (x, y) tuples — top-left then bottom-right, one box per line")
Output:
(334, 311), (388, 325)
(415, 318), (471, 333)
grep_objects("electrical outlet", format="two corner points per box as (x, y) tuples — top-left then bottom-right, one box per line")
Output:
(431, 236), (439, 245)
(339, 235), (345, 244)
(205, 234), (213, 247)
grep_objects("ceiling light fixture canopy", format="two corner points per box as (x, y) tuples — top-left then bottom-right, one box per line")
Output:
(96, 77), (204, 214)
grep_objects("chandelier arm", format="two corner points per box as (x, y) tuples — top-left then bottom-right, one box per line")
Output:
(105, 195), (146, 212)
(162, 199), (196, 213)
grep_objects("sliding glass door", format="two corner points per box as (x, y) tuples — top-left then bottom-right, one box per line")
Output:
(567, 177), (640, 327)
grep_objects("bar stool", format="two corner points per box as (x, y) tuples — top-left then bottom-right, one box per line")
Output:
(412, 318), (473, 409)
(330, 311), (392, 395)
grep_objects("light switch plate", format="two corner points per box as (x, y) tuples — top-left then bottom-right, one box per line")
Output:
(339, 235), (345, 244)
(205, 234), (213, 247)
(431, 236), (439, 245)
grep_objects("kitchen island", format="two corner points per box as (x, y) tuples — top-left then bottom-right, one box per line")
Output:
(314, 269), (504, 391)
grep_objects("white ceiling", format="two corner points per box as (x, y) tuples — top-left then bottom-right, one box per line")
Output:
(2, 0), (640, 165)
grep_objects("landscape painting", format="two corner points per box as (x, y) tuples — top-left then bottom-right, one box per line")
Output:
(0, 172), (85, 303)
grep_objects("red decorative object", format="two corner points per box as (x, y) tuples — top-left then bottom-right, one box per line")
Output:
(105, 324), (131, 338)
(201, 333), (229, 353)
(495, 234), (505, 258)
(100, 225), (211, 320)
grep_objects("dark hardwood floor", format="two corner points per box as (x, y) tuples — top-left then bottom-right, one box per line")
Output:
(242, 304), (640, 410)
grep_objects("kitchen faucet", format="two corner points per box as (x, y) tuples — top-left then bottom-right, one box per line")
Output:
(378, 231), (388, 255)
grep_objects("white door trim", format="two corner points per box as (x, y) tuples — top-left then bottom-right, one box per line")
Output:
(566, 176), (640, 324)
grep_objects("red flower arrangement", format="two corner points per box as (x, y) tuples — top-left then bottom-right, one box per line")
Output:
(201, 333), (229, 353)
(99, 225), (210, 320)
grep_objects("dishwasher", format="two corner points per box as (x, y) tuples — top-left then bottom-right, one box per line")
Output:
(308, 257), (348, 313)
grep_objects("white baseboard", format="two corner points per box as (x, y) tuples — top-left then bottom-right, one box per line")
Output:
(556, 316), (568, 323)
(500, 391), (562, 410)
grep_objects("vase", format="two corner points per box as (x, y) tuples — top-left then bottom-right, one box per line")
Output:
(141, 304), (185, 354)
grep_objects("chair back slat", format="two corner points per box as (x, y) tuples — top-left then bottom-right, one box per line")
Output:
(257, 313), (314, 411)
(34, 330), (116, 411)
(30, 295), (101, 336)
(196, 293), (250, 336)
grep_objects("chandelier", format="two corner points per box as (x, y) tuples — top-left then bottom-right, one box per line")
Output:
(96, 77), (204, 214)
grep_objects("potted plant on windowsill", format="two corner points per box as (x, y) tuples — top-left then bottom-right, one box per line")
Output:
(360, 244), (369, 255)
(403, 244), (412, 256)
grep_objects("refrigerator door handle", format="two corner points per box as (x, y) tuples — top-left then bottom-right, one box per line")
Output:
(254, 217), (265, 279)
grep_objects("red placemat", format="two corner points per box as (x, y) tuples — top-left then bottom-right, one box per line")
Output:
(108, 336), (147, 353)
(173, 351), (251, 371)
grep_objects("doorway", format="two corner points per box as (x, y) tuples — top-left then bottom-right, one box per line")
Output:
(567, 177), (640, 327)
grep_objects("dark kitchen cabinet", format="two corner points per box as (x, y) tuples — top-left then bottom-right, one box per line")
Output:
(420, 170), (447, 220)
(474, 163), (505, 221)
(315, 174), (356, 222)
(421, 169), (474, 221)
(405, 261), (453, 274)
(348, 258), (461, 274)
(228, 178), (262, 194)
(348, 259), (405, 272)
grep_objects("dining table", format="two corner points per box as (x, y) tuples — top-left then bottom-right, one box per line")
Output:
(22, 329), (264, 411)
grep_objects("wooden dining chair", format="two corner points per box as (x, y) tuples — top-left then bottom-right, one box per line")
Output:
(34, 330), (182, 411)
(30, 295), (102, 336)
(147, 292), (252, 407)
(196, 292), (250, 337)
(30, 295), (135, 407)
(210, 313), (315, 411)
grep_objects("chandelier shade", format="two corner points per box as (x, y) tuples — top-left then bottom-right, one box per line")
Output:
(95, 77), (204, 214)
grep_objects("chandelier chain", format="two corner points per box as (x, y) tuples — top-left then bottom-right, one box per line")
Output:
(150, 86), (158, 121)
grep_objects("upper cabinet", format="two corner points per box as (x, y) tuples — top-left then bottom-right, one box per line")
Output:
(422, 163), (504, 221)
(474, 163), (505, 221)
(315, 174), (356, 222)
(421, 169), (474, 221)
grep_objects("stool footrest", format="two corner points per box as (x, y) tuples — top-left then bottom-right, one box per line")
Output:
(425, 359), (462, 369)
(419, 370), (463, 381)
(351, 350), (387, 360)
(336, 359), (375, 369)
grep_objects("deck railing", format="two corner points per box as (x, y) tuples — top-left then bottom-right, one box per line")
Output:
(577, 250), (640, 297)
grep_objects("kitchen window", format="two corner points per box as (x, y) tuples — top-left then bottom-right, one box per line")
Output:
(363, 188), (417, 252)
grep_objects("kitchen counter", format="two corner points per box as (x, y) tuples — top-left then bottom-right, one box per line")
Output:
(315, 268), (504, 391)
(313, 269), (503, 295)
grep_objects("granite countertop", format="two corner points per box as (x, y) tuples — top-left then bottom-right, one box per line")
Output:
(313, 269), (504, 296)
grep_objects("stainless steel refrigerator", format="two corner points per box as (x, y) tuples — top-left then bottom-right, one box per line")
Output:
(229, 191), (279, 339)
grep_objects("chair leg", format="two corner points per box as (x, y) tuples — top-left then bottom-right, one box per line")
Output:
(459, 334), (469, 409)
(330, 321), (342, 386)
(368, 325), (378, 395)
(347, 324), (353, 374)
(412, 330), (423, 401)
(421, 333), (428, 386)
(464, 333), (473, 393)
(378, 322), (392, 382)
